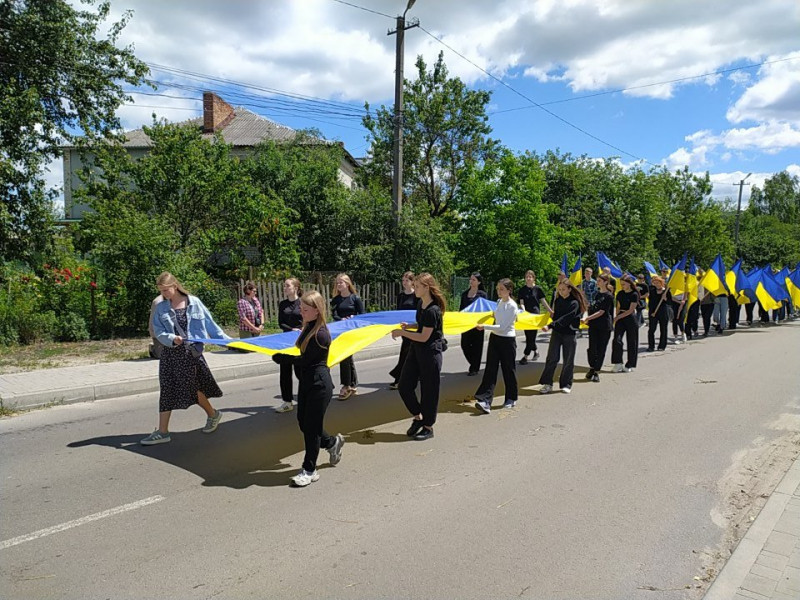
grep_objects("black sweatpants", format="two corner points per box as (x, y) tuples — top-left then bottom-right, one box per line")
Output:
(474, 335), (517, 404)
(587, 327), (611, 372)
(297, 369), (335, 473)
(671, 301), (685, 336)
(728, 295), (740, 329)
(612, 316), (638, 368)
(539, 330), (577, 389)
(398, 344), (443, 427)
(461, 328), (485, 373)
(339, 356), (358, 387)
(279, 362), (299, 403)
(686, 302), (700, 336)
(648, 309), (669, 350)
(522, 329), (539, 356)
(701, 303), (714, 334)
(745, 302), (755, 324)
(388, 337), (411, 383)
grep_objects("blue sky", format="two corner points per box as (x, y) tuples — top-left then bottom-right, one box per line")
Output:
(49, 0), (800, 205)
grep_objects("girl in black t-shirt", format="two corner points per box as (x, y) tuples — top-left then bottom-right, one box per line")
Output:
(539, 279), (587, 394)
(517, 269), (548, 364)
(459, 272), (487, 375)
(330, 273), (365, 400)
(648, 276), (672, 350)
(275, 278), (303, 413)
(389, 271), (417, 389)
(392, 273), (447, 441)
(611, 275), (640, 372)
(582, 275), (615, 382)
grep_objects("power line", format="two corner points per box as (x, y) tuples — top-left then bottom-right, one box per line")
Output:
(418, 25), (650, 164)
(490, 56), (800, 115)
(328, 0), (394, 19)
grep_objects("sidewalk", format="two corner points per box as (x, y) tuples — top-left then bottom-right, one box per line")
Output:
(704, 455), (800, 600)
(0, 333), (422, 411)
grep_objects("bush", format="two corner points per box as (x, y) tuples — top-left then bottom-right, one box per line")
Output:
(56, 313), (90, 342)
(17, 310), (57, 344)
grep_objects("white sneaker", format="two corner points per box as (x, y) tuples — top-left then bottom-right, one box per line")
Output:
(561, 386), (572, 394)
(682, 333), (687, 343)
(612, 364), (624, 373)
(291, 470), (320, 487)
(275, 401), (294, 413)
(625, 367), (634, 373)
(540, 384), (553, 394)
(328, 434), (345, 466)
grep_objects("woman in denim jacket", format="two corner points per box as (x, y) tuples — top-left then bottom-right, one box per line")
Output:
(141, 272), (231, 445)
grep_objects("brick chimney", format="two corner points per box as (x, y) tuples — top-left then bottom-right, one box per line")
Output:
(203, 92), (234, 133)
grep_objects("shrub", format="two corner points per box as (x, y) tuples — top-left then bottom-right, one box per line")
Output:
(17, 310), (57, 344)
(56, 313), (90, 342)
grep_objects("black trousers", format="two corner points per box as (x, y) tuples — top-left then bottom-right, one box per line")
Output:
(759, 302), (770, 323)
(745, 302), (755, 324)
(461, 328), (485, 373)
(297, 369), (335, 473)
(388, 337), (411, 382)
(522, 329), (539, 355)
(612, 317), (638, 368)
(339, 356), (358, 387)
(587, 327), (611, 371)
(280, 362), (299, 403)
(671, 301), (685, 335)
(728, 296), (740, 329)
(475, 335), (517, 403)
(686, 302), (700, 336)
(399, 344), (443, 427)
(648, 310), (669, 350)
(701, 303), (714, 334)
(539, 330), (576, 388)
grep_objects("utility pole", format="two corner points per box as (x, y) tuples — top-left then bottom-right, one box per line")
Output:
(388, 0), (419, 225)
(734, 172), (752, 254)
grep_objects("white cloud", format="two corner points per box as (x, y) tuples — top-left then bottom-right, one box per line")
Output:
(726, 51), (800, 124)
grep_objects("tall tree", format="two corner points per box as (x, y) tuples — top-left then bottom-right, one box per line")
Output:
(362, 52), (497, 218)
(0, 0), (148, 263)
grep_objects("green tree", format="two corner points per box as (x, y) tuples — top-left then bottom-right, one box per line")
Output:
(0, 0), (148, 263)
(362, 52), (497, 218)
(456, 149), (574, 285)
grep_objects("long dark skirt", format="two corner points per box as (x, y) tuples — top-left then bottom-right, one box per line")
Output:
(159, 346), (222, 412)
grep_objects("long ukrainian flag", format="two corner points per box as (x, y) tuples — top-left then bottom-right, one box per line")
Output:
(703, 253), (729, 296)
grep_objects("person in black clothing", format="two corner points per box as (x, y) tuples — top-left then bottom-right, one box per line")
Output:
(582, 275), (615, 382)
(392, 273), (447, 441)
(389, 271), (417, 390)
(517, 269), (549, 364)
(272, 291), (344, 487)
(275, 278), (303, 413)
(744, 300), (755, 325)
(539, 279), (587, 394)
(647, 276), (672, 350)
(635, 274), (649, 327)
(728, 294), (741, 329)
(459, 273), (487, 376)
(330, 273), (365, 400)
(611, 275), (640, 372)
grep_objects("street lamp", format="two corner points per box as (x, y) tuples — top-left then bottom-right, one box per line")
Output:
(734, 172), (752, 255)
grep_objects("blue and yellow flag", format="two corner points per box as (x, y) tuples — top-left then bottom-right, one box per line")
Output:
(569, 254), (582, 286)
(754, 265), (784, 311)
(658, 257), (671, 277)
(597, 251), (623, 278)
(643, 261), (657, 279)
(726, 259), (751, 304)
(667, 253), (688, 296)
(787, 268), (800, 307)
(703, 253), (729, 296)
(686, 258), (699, 307)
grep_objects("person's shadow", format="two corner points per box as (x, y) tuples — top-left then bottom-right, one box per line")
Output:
(67, 358), (586, 488)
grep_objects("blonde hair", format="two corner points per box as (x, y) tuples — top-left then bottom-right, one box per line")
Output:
(651, 275), (665, 287)
(333, 273), (357, 297)
(415, 272), (446, 311)
(297, 291), (329, 353)
(156, 272), (191, 297)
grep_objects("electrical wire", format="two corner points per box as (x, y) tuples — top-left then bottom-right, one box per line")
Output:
(329, 0), (394, 19)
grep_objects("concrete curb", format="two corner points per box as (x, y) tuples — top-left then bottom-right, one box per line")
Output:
(703, 455), (800, 599)
(1, 332), (489, 412)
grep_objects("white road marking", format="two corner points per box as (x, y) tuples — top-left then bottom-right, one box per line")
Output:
(0, 495), (164, 550)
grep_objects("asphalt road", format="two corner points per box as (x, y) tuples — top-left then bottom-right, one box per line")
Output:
(1, 323), (799, 600)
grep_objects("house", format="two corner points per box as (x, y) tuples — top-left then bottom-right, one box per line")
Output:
(62, 91), (360, 219)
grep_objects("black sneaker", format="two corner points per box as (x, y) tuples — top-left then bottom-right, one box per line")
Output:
(406, 419), (424, 437)
(533, 352), (540, 360)
(590, 373), (600, 383)
(414, 427), (434, 441)
(585, 369), (594, 380)
(389, 381), (399, 390)
(519, 356), (528, 365)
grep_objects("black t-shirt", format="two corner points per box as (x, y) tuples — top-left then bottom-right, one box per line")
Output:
(459, 289), (487, 310)
(330, 294), (364, 320)
(616, 290), (639, 317)
(648, 286), (672, 316)
(415, 301), (444, 351)
(396, 291), (418, 311)
(518, 285), (546, 314)
(588, 292), (614, 331)
(636, 283), (649, 308)
(278, 298), (302, 332)
(551, 295), (581, 335)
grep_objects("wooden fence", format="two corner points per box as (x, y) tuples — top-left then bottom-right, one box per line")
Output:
(239, 279), (401, 324)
